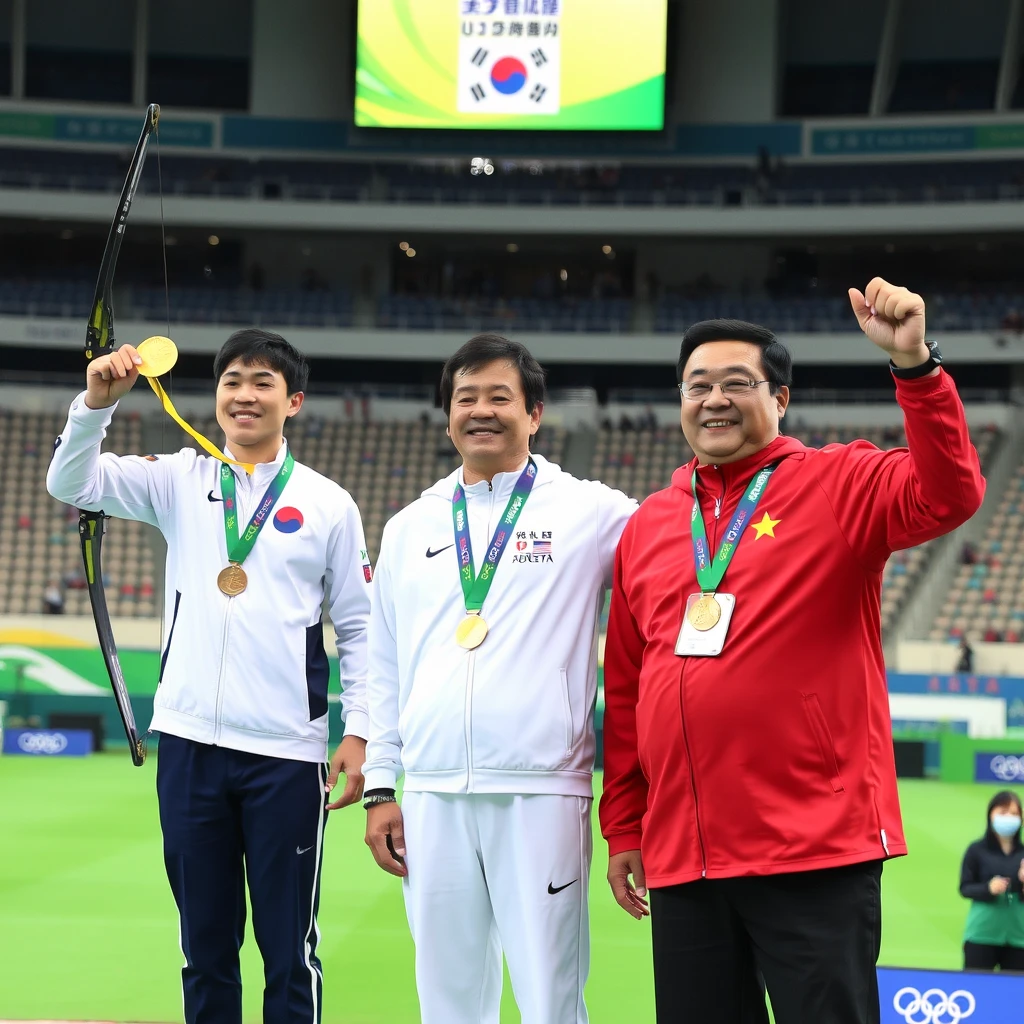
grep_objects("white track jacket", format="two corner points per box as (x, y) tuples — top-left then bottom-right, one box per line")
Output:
(362, 454), (637, 797)
(46, 393), (371, 762)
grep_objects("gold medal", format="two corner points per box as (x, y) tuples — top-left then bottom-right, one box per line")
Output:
(136, 335), (178, 378)
(217, 563), (248, 597)
(456, 614), (489, 650)
(688, 594), (721, 632)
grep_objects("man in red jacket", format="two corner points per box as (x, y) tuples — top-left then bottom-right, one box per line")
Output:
(599, 278), (986, 1024)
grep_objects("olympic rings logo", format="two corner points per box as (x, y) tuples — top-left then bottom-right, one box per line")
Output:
(989, 755), (1024, 781)
(16, 731), (68, 755)
(893, 987), (976, 1023)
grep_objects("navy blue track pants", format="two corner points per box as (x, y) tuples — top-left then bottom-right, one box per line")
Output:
(156, 733), (328, 1024)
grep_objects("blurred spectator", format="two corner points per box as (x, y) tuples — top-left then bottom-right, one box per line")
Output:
(959, 790), (1024, 971)
(1001, 309), (1023, 333)
(42, 579), (64, 615)
(961, 541), (979, 565)
(63, 568), (86, 590)
(956, 637), (974, 674)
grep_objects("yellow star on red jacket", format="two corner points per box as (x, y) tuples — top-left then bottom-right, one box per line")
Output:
(751, 512), (781, 540)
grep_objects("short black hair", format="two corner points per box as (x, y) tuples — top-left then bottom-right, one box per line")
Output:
(440, 333), (546, 417)
(213, 329), (309, 395)
(676, 318), (793, 394)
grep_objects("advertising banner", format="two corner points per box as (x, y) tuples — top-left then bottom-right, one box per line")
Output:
(879, 965), (1024, 1023)
(3, 728), (93, 757)
(974, 751), (1024, 783)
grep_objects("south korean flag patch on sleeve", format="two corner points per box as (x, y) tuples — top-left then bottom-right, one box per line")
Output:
(458, 0), (561, 116)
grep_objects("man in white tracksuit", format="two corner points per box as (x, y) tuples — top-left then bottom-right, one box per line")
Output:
(361, 334), (637, 1024)
(47, 329), (370, 1024)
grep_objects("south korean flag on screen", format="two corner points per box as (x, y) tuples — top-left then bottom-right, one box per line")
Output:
(457, 0), (562, 116)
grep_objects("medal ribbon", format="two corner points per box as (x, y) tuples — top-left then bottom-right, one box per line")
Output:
(149, 377), (254, 474)
(452, 459), (536, 614)
(220, 451), (294, 565)
(690, 463), (777, 594)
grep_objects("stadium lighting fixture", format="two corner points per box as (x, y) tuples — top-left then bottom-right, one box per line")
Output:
(601, 245), (612, 254)
(406, 248), (417, 258)
(507, 243), (519, 253)
(399, 241), (410, 251)
(207, 234), (220, 246)
(559, 269), (568, 281)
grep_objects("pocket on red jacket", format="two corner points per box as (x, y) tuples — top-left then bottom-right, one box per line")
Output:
(801, 693), (845, 794)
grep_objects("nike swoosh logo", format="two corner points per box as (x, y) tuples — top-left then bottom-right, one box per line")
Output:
(296, 844), (314, 855)
(207, 490), (223, 502)
(426, 544), (454, 558)
(547, 879), (578, 895)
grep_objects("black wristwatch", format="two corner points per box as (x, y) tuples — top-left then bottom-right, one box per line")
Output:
(890, 340), (942, 379)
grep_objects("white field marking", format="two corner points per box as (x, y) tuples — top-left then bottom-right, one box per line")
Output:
(0, 645), (106, 695)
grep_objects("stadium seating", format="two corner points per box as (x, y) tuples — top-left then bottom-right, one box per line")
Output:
(3, 276), (1024, 335)
(930, 456), (1024, 644)
(0, 409), (157, 617)
(0, 409), (566, 617)
(128, 285), (355, 328)
(2, 146), (1024, 208)
(376, 295), (632, 333)
(655, 292), (1024, 334)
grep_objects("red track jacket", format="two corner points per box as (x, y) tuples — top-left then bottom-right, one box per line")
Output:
(600, 371), (986, 886)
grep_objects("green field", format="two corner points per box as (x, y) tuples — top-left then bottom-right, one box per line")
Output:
(0, 754), (997, 1023)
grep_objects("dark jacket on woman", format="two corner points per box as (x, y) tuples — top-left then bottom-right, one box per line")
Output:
(961, 831), (1024, 947)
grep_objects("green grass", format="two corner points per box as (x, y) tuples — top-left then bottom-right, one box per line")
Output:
(0, 755), (996, 1023)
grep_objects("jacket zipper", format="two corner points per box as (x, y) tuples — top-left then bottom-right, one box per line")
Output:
(465, 650), (476, 792)
(678, 658), (708, 877)
(680, 467), (726, 877)
(212, 599), (234, 745)
(464, 477), (496, 792)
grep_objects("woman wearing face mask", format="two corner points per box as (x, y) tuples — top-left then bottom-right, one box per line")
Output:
(960, 790), (1024, 970)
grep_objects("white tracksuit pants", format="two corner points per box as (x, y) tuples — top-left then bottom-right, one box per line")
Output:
(401, 792), (592, 1024)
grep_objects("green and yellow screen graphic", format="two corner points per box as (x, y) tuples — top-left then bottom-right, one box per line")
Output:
(355, 0), (667, 130)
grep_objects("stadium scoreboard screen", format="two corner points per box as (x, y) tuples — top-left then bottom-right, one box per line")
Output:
(355, 0), (667, 130)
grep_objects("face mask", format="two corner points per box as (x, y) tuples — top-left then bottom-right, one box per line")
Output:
(992, 814), (1022, 838)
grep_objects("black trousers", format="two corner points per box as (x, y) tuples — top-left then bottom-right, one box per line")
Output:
(156, 733), (328, 1024)
(964, 941), (1024, 971)
(651, 860), (883, 1024)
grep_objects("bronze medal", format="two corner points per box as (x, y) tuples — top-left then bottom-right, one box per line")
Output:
(217, 563), (248, 597)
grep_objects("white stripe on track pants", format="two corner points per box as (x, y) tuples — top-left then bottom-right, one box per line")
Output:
(401, 791), (592, 1024)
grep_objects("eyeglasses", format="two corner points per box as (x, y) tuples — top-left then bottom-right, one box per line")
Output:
(678, 379), (770, 401)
